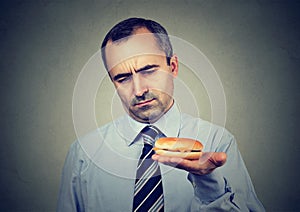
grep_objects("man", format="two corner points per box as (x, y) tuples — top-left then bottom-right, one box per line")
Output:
(57, 17), (265, 211)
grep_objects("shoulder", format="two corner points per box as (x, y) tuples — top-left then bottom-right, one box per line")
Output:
(69, 114), (130, 156)
(65, 119), (122, 174)
(67, 119), (116, 156)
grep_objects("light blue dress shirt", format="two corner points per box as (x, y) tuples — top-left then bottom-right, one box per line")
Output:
(57, 104), (265, 211)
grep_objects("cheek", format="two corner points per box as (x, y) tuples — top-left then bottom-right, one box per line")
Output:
(116, 86), (132, 105)
(154, 79), (174, 97)
(148, 72), (174, 94)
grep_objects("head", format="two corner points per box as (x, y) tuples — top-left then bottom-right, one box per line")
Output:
(101, 17), (173, 70)
(101, 18), (178, 123)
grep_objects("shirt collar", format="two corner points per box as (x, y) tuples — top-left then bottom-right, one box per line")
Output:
(113, 102), (181, 146)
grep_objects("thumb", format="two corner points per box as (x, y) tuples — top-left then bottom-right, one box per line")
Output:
(209, 152), (227, 167)
(199, 152), (227, 167)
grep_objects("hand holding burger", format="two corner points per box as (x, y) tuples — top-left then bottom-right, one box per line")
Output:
(152, 137), (227, 175)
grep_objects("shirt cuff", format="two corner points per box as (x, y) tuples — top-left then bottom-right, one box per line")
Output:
(187, 169), (227, 203)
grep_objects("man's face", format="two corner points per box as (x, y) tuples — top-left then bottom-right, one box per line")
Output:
(105, 28), (178, 123)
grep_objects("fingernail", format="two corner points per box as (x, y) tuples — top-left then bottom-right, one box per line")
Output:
(152, 154), (158, 160)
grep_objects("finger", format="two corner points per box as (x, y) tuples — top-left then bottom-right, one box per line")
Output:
(198, 152), (214, 165)
(152, 154), (201, 172)
(152, 154), (184, 167)
(152, 153), (227, 175)
(173, 159), (217, 175)
(208, 152), (227, 167)
(153, 155), (200, 173)
(173, 159), (200, 172)
(198, 152), (226, 167)
(151, 154), (160, 161)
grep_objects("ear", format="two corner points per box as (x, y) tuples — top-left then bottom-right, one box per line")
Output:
(170, 54), (179, 77)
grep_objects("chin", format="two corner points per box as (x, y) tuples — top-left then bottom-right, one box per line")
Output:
(135, 110), (164, 123)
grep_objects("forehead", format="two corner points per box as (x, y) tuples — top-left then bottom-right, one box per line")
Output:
(109, 54), (166, 78)
(105, 32), (166, 71)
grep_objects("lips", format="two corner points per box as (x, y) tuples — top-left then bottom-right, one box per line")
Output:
(134, 99), (154, 107)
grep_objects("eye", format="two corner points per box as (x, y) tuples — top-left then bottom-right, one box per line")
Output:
(117, 76), (131, 83)
(141, 69), (156, 75)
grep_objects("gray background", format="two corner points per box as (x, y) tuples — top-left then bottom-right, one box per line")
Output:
(1, 0), (299, 211)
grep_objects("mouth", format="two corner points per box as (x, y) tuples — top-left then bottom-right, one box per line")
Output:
(134, 99), (155, 107)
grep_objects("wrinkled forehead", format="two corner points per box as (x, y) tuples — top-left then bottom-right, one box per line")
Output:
(104, 33), (166, 71)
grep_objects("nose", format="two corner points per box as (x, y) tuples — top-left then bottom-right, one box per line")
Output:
(132, 75), (147, 97)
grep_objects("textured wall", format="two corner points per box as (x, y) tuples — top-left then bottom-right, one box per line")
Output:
(1, 1), (299, 211)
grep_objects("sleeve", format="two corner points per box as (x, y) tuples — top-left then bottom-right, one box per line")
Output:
(56, 142), (87, 212)
(188, 133), (265, 212)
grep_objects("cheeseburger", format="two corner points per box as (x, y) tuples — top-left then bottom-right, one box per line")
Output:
(153, 137), (203, 160)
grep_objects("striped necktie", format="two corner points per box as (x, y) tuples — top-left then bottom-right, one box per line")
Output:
(132, 125), (164, 212)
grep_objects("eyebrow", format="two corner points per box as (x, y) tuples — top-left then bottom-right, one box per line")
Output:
(136, 64), (159, 73)
(112, 64), (160, 81)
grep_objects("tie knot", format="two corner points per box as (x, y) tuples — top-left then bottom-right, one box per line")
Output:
(141, 125), (163, 146)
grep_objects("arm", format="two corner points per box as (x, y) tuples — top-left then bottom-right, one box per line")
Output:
(57, 142), (86, 212)
(152, 136), (265, 211)
(188, 169), (240, 211)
